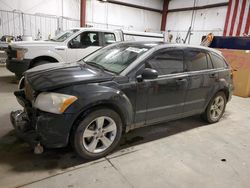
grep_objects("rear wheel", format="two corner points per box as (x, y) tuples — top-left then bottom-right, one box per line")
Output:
(202, 92), (227, 123)
(72, 109), (122, 160)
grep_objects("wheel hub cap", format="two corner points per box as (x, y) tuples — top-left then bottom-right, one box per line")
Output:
(210, 96), (225, 121)
(82, 116), (117, 154)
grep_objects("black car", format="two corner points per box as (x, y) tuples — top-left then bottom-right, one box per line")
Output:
(11, 41), (233, 159)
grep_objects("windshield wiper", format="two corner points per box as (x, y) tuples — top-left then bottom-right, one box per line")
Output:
(83, 60), (117, 74)
(84, 61), (105, 71)
(78, 59), (118, 74)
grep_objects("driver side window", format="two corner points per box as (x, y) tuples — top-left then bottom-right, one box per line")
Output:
(68, 32), (100, 48)
(146, 49), (184, 75)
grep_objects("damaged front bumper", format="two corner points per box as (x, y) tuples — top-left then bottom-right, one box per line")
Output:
(11, 90), (77, 149)
(10, 110), (40, 148)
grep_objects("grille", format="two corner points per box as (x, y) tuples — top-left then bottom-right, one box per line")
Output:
(0, 43), (8, 64)
(0, 50), (7, 64)
(6, 45), (17, 59)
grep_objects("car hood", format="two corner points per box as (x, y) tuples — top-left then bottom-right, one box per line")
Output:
(25, 62), (114, 91)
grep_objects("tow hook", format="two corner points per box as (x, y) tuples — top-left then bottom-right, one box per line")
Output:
(34, 143), (44, 154)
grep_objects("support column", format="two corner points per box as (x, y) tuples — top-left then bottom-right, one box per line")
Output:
(161, 0), (169, 31)
(80, 0), (86, 27)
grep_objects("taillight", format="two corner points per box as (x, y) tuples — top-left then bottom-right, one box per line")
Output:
(230, 68), (237, 79)
(227, 63), (235, 80)
(230, 69), (233, 79)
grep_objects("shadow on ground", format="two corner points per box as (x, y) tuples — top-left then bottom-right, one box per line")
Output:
(0, 71), (211, 173)
(0, 75), (18, 93)
(0, 116), (208, 173)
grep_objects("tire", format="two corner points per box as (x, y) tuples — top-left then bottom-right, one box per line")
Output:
(72, 109), (123, 160)
(201, 91), (227, 123)
(30, 60), (51, 68)
(15, 73), (22, 80)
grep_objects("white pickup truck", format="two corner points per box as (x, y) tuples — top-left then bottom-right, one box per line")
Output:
(5, 28), (164, 78)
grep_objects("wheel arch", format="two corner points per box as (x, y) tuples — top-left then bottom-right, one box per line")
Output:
(68, 101), (132, 146)
(30, 56), (59, 68)
(204, 87), (229, 113)
(219, 88), (229, 101)
(202, 89), (228, 123)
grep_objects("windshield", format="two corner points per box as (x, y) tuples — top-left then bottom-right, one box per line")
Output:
(83, 43), (151, 74)
(51, 29), (79, 42)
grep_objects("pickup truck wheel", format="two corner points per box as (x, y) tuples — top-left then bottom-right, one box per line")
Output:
(201, 92), (226, 123)
(31, 60), (51, 68)
(15, 73), (22, 80)
(73, 109), (122, 160)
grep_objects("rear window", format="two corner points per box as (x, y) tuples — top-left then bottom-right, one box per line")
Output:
(185, 50), (208, 71)
(104, 33), (116, 45)
(210, 53), (228, 68)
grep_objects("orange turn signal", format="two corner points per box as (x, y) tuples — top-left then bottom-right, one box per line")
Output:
(59, 96), (77, 113)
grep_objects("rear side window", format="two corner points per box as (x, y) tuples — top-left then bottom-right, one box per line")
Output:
(104, 33), (116, 45)
(147, 50), (184, 75)
(185, 50), (208, 71)
(210, 53), (228, 68)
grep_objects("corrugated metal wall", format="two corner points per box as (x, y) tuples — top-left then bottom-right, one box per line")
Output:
(0, 0), (163, 40)
(166, 0), (229, 44)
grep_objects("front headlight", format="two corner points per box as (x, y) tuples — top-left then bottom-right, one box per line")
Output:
(34, 92), (78, 114)
(16, 48), (28, 60)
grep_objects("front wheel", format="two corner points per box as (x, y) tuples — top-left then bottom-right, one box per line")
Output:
(202, 92), (227, 123)
(72, 109), (123, 160)
(15, 73), (22, 80)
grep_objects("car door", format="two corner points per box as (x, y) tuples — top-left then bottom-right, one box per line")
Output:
(66, 31), (102, 62)
(183, 49), (216, 116)
(135, 49), (188, 125)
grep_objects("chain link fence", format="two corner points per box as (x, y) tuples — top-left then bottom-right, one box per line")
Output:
(0, 9), (80, 40)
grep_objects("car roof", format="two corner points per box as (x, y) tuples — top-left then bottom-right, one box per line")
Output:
(157, 43), (222, 56)
(70, 27), (119, 33)
(116, 41), (222, 56)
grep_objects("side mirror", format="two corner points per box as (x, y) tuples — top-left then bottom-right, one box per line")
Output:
(137, 68), (158, 82)
(68, 41), (74, 48)
(68, 40), (80, 48)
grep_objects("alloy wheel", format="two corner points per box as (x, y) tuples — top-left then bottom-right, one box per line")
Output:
(82, 116), (117, 153)
(210, 95), (225, 121)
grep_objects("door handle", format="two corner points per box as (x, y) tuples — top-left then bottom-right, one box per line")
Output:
(55, 46), (66, 51)
(175, 78), (187, 85)
(209, 73), (216, 78)
(192, 75), (200, 79)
